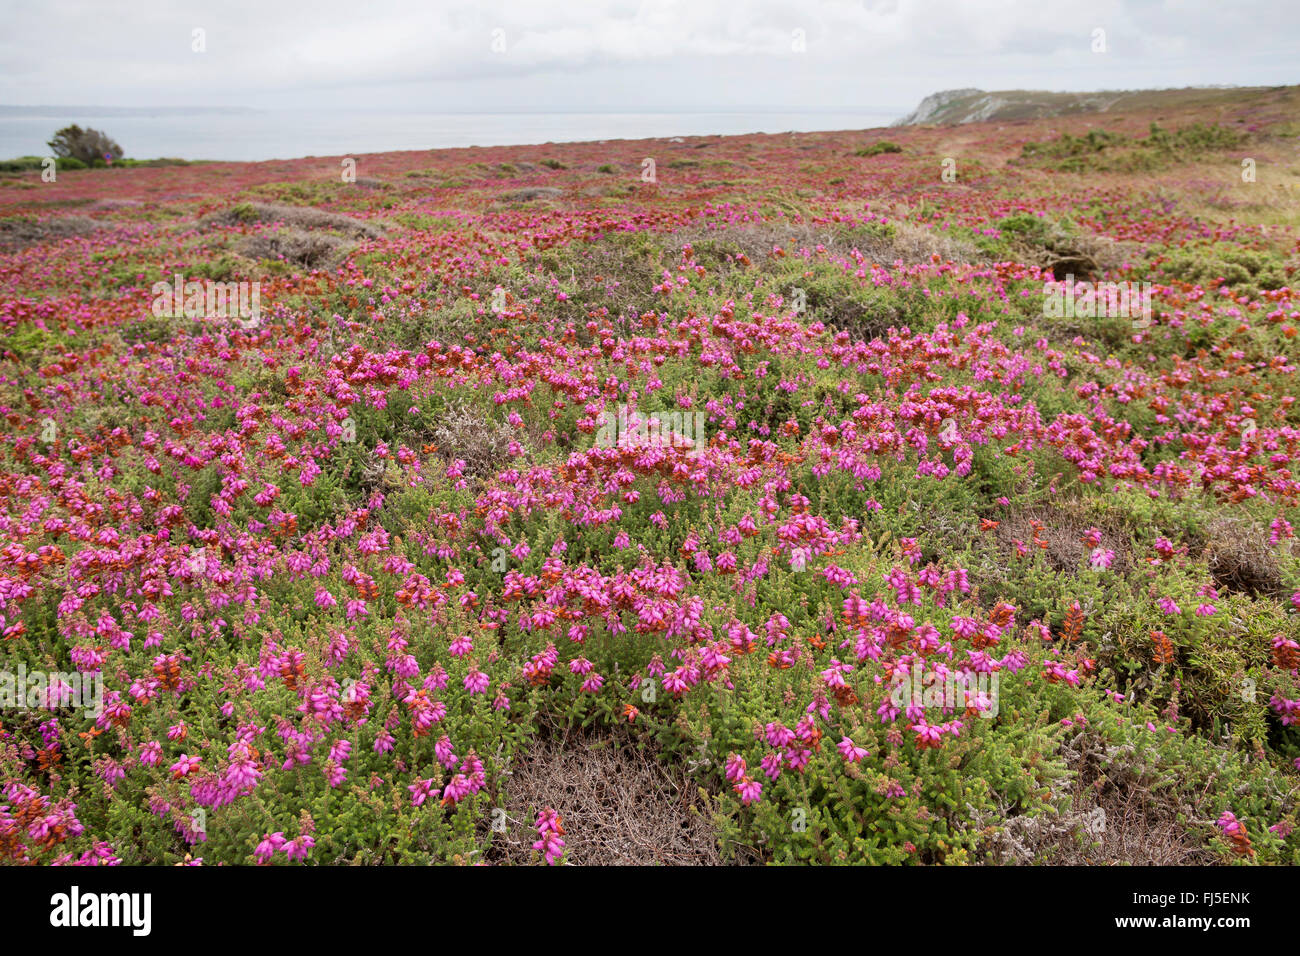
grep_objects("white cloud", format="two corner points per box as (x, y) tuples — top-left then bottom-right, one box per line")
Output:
(0, 0), (1296, 110)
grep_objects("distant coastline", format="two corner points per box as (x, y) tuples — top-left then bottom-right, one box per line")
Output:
(0, 105), (260, 116)
(0, 108), (903, 163)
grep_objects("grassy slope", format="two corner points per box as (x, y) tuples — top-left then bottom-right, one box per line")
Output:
(896, 83), (1300, 127)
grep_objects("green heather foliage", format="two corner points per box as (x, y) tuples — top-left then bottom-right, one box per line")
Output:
(1156, 244), (1289, 292)
(1019, 122), (1249, 173)
(0, 156), (89, 173)
(855, 141), (904, 157)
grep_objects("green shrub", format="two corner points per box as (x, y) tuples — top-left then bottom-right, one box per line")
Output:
(855, 141), (904, 157)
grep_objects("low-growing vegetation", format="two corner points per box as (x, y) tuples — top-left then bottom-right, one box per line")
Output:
(0, 88), (1297, 866)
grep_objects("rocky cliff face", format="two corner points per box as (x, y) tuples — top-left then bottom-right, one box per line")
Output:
(891, 89), (984, 126)
(891, 87), (1198, 126)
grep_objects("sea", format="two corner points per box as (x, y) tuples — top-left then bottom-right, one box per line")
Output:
(0, 108), (901, 163)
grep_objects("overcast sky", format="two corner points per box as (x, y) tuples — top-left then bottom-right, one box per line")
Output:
(2, 0), (1297, 115)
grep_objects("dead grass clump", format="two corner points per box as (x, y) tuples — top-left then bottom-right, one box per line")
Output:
(979, 729), (1213, 865)
(1004, 223), (1105, 281)
(1070, 234), (1141, 277)
(487, 723), (724, 865)
(675, 218), (982, 269)
(565, 234), (665, 325)
(1204, 515), (1290, 598)
(816, 291), (907, 342)
(237, 229), (355, 271)
(995, 214), (1141, 281)
(202, 201), (383, 239)
(0, 214), (103, 250)
(431, 399), (514, 482)
(993, 500), (1135, 576)
(886, 220), (984, 264)
(90, 198), (142, 211)
(562, 220), (981, 334)
(502, 186), (562, 202)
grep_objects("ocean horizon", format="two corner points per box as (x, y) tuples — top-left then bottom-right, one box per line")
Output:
(0, 107), (903, 163)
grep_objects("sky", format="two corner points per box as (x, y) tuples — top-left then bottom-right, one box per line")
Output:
(1, 0), (1297, 116)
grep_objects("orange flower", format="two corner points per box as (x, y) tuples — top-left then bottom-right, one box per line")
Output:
(1061, 602), (1085, 642)
(1151, 630), (1175, 665)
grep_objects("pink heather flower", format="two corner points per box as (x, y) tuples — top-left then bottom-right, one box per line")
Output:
(764, 722), (795, 748)
(1270, 696), (1299, 726)
(408, 778), (440, 807)
(734, 778), (763, 805)
(533, 829), (565, 865)
(1195, 603), (1216, 617)
(661, 669), (690, 695)
(442, 774), (473, 805)
(1089, 548), (1114, 571)
(463, 669), (490, 694)
(724, 752), (747, 783)
(1216, 811), (1244, 836)
(1270, 516), (1294, 544)
(837, 736), (870, 763)
(533, 808), (566, 865)
(1158, 596), (1181, 615)
(435, 735), (458, 769)
(912, 722), (944, 748)
(283, 834), (315, 862)
(170, 754), (200, 778)
(254, 832), (286, 864)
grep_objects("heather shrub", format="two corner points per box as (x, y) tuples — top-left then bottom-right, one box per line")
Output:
(1156, 244), (1289, 291)
(855, 141), (904, 157)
